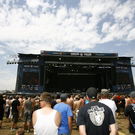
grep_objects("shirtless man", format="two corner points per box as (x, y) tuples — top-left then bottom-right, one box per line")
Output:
(125, 95), (133, 108)
(73, 95), (82, 125)
(66, 94), (74, 110)
(80, 95), (85, 107)
(125, 95), (133, 128)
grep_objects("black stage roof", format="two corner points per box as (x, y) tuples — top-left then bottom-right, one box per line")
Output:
(17, 51), (134, 75)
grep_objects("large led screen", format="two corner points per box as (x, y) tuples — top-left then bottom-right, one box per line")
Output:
(22, 72), (39, 85)
(117, 73), (130, 84)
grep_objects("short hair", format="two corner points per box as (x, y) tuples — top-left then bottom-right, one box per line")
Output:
(57, 94), (60, 99)
(67, 94), (71, 98)
(120, 95), (125, 99)
(101, 94), (109, 98)
(24, 95), (28, 100)
(16, 95), (19, 100)
(16, 128), (25, 135)
(19, 95), (22, 98)
(40, 92), (52, 104)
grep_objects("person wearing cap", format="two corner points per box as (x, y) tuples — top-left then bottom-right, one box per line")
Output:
(99, 89), (118, 132)
(53, 93), (73, 135)
(32, 92), (61, 135)
(124, 91), (135, 135)
(77, 87), (117, 135)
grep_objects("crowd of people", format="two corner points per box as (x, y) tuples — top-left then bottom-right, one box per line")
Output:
(0, 88), (135, 135)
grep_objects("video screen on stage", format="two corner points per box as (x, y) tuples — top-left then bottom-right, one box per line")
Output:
(22, 72), (39, 85)
(117, 73), (130, 84)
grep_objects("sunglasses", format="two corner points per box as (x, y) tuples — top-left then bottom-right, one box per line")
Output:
(39, 99), (47, 102)
(39, 100), (44, 102)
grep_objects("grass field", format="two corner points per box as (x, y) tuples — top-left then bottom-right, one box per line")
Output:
(0, 113), (129, 135)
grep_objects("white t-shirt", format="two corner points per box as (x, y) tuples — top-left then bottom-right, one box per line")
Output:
(99, 99), (118, 129)
(99, 99), (117, 118)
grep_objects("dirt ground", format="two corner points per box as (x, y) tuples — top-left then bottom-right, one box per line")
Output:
(0, 113), (129, 135)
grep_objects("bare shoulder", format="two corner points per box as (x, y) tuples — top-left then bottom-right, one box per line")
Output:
(54, 110), (61, 127)
(32, 110), (37, 126)
(55, 110), (61, 118)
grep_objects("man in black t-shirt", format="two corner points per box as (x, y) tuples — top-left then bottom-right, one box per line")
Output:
(11, 96), (20, 131)
(124, 91), (135, 135)
(77, 87), (117, 135)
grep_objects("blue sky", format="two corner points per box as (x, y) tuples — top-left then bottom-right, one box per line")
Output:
(0, 0), (135, 91)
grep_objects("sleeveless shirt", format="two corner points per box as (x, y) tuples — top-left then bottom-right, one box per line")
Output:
(34, 109), (58, 135)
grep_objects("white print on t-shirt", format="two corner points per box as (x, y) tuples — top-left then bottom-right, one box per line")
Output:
(132, 106), (135, 112)
(87, 106), (105, 126)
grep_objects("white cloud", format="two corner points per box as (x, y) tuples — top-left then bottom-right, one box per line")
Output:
(79, 0), (120, 19)
(0, 67), (16, 90)
(26, 0), (43, 9)
(113, 0), (135, 21)
(56, 5), (68, 24)
(115, 43), (123, 46)
(0, 0), (134, 54)
(0, 50), (5, 54)
(102, 22), (110, 33)
(127, 28), (135, 41)
(0, 75), (16, 90)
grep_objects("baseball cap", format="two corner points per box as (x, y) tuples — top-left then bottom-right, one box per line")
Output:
(87, 87), (97, 99)
(101, 89), (109, 95)
(60, 94), (67, 101)
(129, 91), (135, 98)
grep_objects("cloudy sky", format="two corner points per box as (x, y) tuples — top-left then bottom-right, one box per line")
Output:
(0, 0), (135, 91)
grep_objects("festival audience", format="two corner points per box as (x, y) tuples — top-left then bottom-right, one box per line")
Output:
(0, 94), (5, 130)
(1, 90), (134, 135)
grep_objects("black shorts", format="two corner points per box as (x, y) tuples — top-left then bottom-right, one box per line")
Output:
(0, 111), (4, 120)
